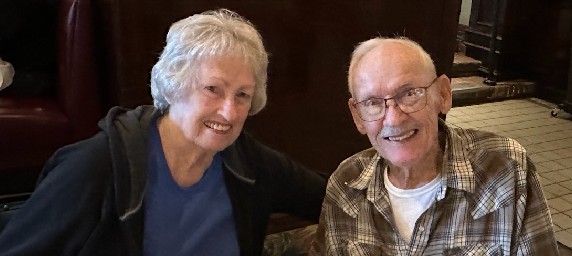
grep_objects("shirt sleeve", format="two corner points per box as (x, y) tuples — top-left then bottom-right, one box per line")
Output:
(513, 156), (560, 255)
(310, 175), (351, 256)
(0, 133), (112, 255)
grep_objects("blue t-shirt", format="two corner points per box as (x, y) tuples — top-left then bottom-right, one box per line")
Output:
(143, 120), (239, 255)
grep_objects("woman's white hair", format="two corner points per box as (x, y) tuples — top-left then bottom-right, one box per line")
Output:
(347, 37), (436, 96)
(150, 9), (268, 115)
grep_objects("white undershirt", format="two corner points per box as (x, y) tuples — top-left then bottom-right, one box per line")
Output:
(384, 167), (441, 241)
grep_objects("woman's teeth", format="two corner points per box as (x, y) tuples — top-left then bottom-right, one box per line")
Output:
(205, 122), (231, 131)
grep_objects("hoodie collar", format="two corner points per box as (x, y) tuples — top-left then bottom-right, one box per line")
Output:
(220, 132), (259, 185)
(102, 106), (258, 221)
(100, 105), (161, 221)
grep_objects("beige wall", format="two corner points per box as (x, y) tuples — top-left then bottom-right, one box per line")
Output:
(459, 0), (472, 25)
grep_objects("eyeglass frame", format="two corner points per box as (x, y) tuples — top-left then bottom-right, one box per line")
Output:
(351, 76), (439, 122)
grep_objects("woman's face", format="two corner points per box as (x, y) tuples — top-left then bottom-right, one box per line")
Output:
(167, 56), (255, 154)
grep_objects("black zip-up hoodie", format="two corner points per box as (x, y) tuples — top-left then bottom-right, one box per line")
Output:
(0, 106), (326, 255)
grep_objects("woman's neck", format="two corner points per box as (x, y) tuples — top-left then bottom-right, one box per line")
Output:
(157, 116), (215, 187)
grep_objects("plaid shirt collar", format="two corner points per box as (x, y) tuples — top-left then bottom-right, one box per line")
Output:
(344, 119), (476, 211)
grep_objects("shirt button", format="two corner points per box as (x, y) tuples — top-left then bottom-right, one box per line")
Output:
(418, 227), (425, 232)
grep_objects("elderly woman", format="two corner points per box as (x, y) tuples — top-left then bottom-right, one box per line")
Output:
(0, 9), (326, 255)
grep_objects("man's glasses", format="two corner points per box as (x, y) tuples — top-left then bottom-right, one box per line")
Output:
(352, 77), (438, 122)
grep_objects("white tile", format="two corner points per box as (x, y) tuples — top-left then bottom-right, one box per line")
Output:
(540, 162), (567, 172)
(552, 213), (572, 229)
(545, 184), (572, 197)
(556, 230), (572, 248)
(556, 157), (572, 167)
(545, 190), (558, 200)
(550, 198), (572, 213)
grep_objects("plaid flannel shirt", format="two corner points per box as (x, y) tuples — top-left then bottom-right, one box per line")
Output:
(311, 120), (559, 256)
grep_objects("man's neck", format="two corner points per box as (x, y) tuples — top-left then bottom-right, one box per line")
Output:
(386, 165), (439, 189)
(386, 146), (444, 189)
(386, 121), (447, 189)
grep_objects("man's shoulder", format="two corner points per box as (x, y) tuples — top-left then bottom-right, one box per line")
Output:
(321, 148), (377, 218)
(330, 148), (378, 183)
(447, 126), (532, 211)
(449, 126), (527, 161)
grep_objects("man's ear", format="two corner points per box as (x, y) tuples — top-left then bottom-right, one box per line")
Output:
(436, 74), (452, 115)
(348, 98), (367, 135)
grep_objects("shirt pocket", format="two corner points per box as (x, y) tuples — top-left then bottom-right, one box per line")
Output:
(346, 240), (384, 256)
(444, 243), (502, 256)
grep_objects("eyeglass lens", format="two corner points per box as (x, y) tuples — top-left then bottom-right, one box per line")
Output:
(356, 87), (428, 121)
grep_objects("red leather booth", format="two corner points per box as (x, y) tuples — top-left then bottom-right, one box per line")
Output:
(0, 0), (102, 195)
(0, 0), (462, 237)
(0, 0), (461, 224)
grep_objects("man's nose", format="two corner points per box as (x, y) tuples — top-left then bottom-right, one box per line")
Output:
(383, 99), (406, 125)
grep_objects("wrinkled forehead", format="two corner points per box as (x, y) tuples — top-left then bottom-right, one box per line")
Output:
(191, 53), (254, 79)
(352, 44), (432, 96)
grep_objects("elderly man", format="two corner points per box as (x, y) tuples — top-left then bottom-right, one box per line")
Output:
(311, 37), (559, 255)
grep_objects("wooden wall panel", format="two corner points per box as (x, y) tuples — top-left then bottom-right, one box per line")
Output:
(93, 0), (462, 173)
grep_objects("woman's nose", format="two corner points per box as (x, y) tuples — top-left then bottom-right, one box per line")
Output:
(219, 97), (238, 121)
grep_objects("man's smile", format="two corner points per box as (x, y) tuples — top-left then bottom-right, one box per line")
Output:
(383, 129), (417, 141)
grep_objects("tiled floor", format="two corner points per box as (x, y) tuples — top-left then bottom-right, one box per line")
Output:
(446, 98), (572, 250)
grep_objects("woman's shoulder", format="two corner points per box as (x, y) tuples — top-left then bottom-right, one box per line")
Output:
(38, 132), (113, 187)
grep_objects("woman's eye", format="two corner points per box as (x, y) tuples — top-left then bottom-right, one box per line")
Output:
(204, 86), (222, 95)
(203, 86), (224, 99)
(205, 86), (216, 92)
(237, 92), (251, 99)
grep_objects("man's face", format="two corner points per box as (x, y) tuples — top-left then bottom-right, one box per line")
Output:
(348, 43), (451, 169)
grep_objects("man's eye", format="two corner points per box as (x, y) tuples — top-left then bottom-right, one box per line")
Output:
(404, 89), (416, 97)
(365, 99), (382, 107)
(415, 88), (426, 97)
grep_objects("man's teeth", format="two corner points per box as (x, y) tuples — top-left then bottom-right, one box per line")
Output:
(205, 122), (231, 131)
(387, 130), (415, 141)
